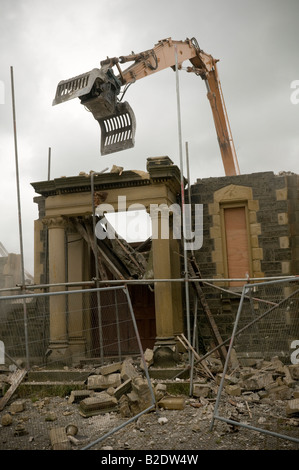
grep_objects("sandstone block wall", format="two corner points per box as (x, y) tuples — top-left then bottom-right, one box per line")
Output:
(190, 171), (299, 361)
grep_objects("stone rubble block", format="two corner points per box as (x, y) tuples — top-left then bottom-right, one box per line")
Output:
(1, 413), (13, 426)
(68, 389), (94, 404)
(79, 393), (118, 417)
(289, 365), (299, 381)
(118, 395), (131, 418)
(154, 383), (167, 401)
(121, 359), (139, 381)
(129, 377), (153, 412)
(270, 356), (285, 373)
(49, 427), (71, 450)
(193, 383), (211, 398)
(87, 373), (121, 390)
(282, 366), (296, 387)
(114, 378), (132, 400)
(242, 392), (260, 402)
(157, 396), (185, 410)
(96, 362), (122, 376)
(242, 372), (274, 391)
(286, 398), (299, 417)
(127, 391), (141, 415)
(266, 385), (292, 401)
(140, 348), (154, 370)
(216, 373), (239, 386)
(238, 367), (256, 380)
(105, 387), (116, 396)
(225, 384), (242, 397)
(9, 399), (26, 413)
(133, 377), (152, 400)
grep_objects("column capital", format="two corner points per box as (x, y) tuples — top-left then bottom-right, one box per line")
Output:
(42, 215), (68, 229)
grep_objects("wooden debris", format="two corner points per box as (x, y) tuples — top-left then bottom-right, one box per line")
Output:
(0, 368), (27, 411)
(71, 217), (148, 281)
(245, 400), (252, 418)
(176, 333), (214, 379)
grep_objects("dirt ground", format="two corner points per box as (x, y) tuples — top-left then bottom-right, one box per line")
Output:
(1, 385), (299, 452)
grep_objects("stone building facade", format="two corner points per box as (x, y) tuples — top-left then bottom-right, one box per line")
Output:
(190, 171), (299, 361)
(3, 160), (298, 366)
(191, 171), (299, 281)
(29, 165), (299, 365)
(31, 157), (183, 365)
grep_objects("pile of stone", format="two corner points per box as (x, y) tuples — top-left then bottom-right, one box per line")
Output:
(66, 355), (189, 420)
(68, 358), (155, 418)
(63, 354), (299, 420)
(194, 355), (299, 418)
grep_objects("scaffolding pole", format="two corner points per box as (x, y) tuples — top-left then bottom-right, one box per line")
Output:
(10, 66), (29, 369)
(90, 168), (109, 363)
(174, 46), (191, 355)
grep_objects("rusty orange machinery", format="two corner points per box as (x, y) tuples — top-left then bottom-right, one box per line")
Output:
(53, 37), (240, 177)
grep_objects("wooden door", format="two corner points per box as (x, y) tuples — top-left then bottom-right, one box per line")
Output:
(128, 285), (156, 350)
(223, 206), (250, 286)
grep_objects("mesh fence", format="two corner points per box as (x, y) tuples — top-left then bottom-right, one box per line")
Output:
(0, 285), (155, 450)
(211, 277), (299, 445)
(0, 285), (143, 368)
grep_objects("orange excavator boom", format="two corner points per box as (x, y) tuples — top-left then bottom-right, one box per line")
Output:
(53, 37), (240, 176)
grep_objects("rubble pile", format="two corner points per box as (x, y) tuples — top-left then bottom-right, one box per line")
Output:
(49, 354), (299, 424)
(217, 356), (299, 410)
(0, 353), (299, 450)
(72, 358), (155, 418)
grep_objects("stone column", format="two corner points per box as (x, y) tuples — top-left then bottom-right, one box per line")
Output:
(43, 216), (69, 363)
(150, 208), (179, 366)
(67, 232), (87, 362)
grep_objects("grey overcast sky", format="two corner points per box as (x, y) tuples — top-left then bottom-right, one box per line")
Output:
(0, 0), (298, 276)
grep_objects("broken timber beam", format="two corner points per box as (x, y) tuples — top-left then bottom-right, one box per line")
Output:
(73, 218), (125, 280)
(188, 257), (228, 365)
(0, 368), (27, 411)
(176, 333), (214, 379)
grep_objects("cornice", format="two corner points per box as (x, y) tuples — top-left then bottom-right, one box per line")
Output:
(31, 164), (183, 198)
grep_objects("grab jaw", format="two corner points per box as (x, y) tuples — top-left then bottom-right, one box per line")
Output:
(53, 67), (136, 155)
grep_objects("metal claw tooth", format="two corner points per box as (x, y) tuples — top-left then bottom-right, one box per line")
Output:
(98, 101), (136, 156)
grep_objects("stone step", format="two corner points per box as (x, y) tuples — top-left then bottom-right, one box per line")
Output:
(148, 367), (189, 380)
(26, 369), (90, 383)
(14, 370), (91, 397)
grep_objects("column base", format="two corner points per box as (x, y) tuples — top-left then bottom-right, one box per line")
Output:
(68, 337), (86, 365)
(46, 341), (71, 366)
(153, 337), (179, 367)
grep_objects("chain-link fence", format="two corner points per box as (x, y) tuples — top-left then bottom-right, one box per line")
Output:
(0, 285), (147, 368)
(0, 285), (155, 450)
(211, 277), (299, 445)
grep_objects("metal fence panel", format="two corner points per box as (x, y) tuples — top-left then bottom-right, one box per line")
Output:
(0, 285), (155, 450)
(211, 278), (299, 444)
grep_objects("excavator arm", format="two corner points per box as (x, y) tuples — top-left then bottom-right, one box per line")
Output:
(53, 37), (240, 176)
